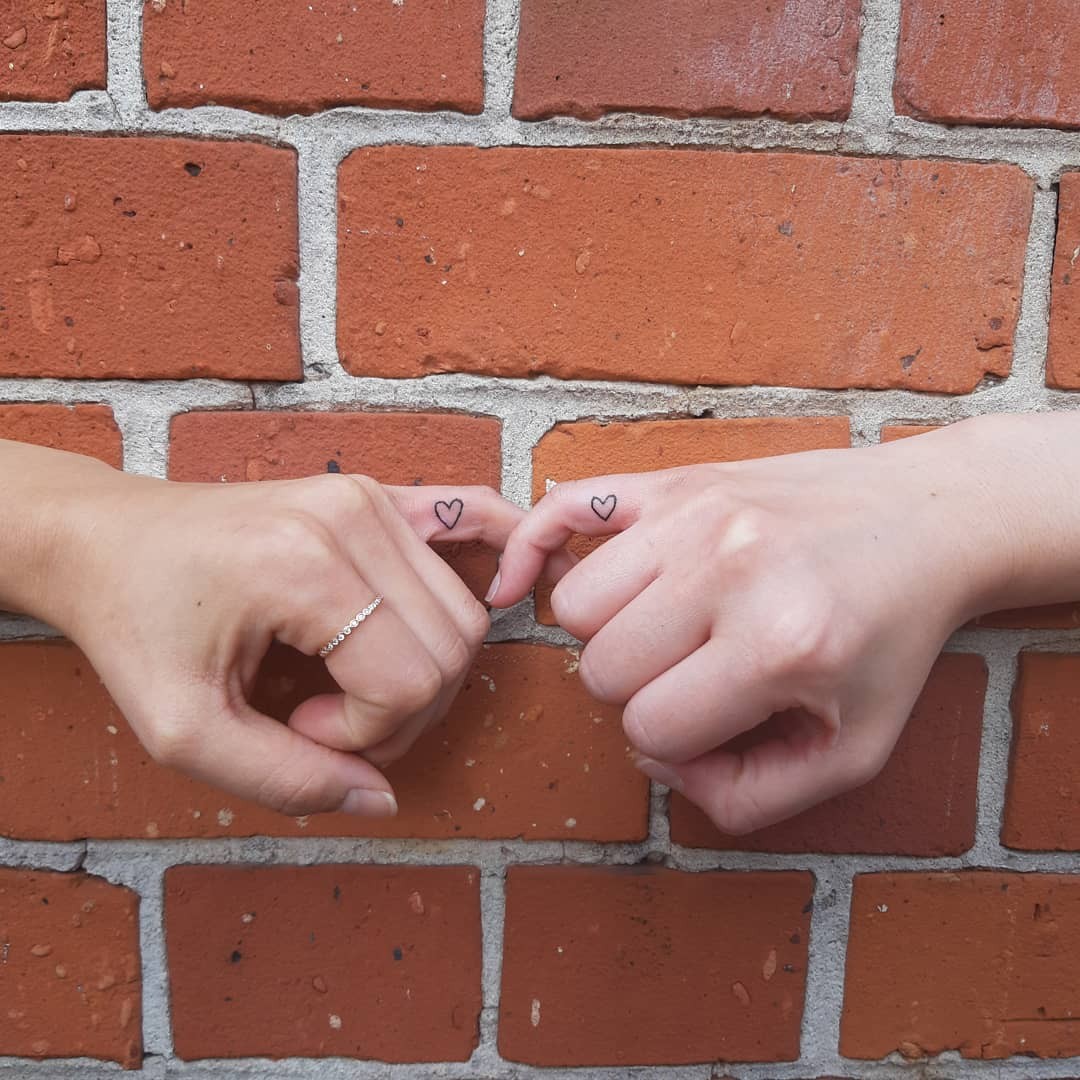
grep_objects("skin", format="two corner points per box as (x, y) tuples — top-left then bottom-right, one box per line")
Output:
(491, 413), (1080, 835)
(0, 438), (528, 819)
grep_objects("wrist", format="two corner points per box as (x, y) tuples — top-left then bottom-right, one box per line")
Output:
(0, 441), (130, 633)
(877, 413), (1080, 621)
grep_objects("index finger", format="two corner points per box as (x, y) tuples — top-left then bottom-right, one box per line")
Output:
(488, 471), (666, 608)
(383, 484), (524, 548)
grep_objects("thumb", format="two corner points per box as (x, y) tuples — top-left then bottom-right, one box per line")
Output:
(634, 711), (860, 836)
(174, 696), (398, 819)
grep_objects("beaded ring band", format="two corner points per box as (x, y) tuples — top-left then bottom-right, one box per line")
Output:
(318, 596), (384, 659)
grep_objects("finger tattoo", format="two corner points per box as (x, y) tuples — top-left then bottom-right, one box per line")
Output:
(434, 498), (464, 530)
(590, 494), (617, 521)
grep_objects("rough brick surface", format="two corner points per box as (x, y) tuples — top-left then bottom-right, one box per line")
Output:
(879, 424), (940, 442)
(1004, 652), (1080, 850)
(143, 0), (484, 116)
(512, 0), (861, 122)
(338, 147), (1032, 390)
(499, 866), (812, 1065)
(166, 864), (481, 1061)
(0, 135), (299, 380)
(169, 409), (501, 597)
(0, 869), (141, 1069)
(895, 0), (1080, 129)
(1047, 173), (1080, 388)
(0, 403), (121, 465)
(842, 872), (1080, 1059)
(671, 653), (986, 854)
(0, 640), (644, 840)
(532, 416), (851, 622)
(0, 1), (105, 103)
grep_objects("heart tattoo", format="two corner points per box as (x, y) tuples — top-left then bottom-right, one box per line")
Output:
(434, 498), (464, 530)
(590, 494), (617, 521)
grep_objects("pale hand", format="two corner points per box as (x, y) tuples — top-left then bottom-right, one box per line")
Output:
(30, 455), (523, 818)
(490, 423), (1019, 834)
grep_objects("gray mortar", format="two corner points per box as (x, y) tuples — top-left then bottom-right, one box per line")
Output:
(3, 0), (1080, 1075)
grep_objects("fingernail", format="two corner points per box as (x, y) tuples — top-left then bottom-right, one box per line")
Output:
(341, 789), (398, 817)
(632, 754), (685, 793)
(484, 570), (501, 604)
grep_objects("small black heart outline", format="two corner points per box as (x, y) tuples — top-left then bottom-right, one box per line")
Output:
(590, 494), (617, 522)
(434, 498), (464, 530)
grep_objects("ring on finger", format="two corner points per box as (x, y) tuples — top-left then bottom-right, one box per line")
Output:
(319, 596), (384, 659)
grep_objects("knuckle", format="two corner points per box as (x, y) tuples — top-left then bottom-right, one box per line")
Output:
(768, 599), (843, 677)
(438, 629), (472, 681)
(142, 716), (198, 770)
(392, 653), (444, 713)
(711, 801), (765, 837)
(458, 596), (490, 651)
(621, 699), (664, 758)
(550, 582), (590, 639)
(257, 512), (337, 572)
(840, 744), (889, 791)
(577, 645), (620, 705)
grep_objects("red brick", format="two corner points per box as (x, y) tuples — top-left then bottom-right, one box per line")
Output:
(0, 136), (299, 380)
(974, 604), (1080, 630)
(143, 0), (484, 116)
(842, 871), (1080, 1059)
(1048, 174), (1080, 388)
(338, 147), (1032, 390)
(499, 866), (812, 1065)
(0, 1), (105, 103)
(0, 869), (140, 1069)
(895, 0), (1080, 129)
(513, 0), (860, 122)
(879, 423), (940, 442)
(1003, 652), (1080, 850)
(532, 416), (851, 623)
(169, 409), (501, 598)
(0, 640), (645, 840)
(0, 403), (121, 465)
(166, 864), (480, 1061)
(670, 653), (985, 855)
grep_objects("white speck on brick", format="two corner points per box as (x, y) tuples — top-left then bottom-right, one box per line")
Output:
(217, 808), (234, 827)
(328, 1014), (342, 1030)
(473, 797), (486, 811)
(530, 998), (541, 1027)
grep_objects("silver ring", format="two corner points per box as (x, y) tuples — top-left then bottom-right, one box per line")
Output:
(318, 596), (383, 659)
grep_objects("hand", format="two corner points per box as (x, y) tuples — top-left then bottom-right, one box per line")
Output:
(44, 461), (522, 818)
(490, 422), (1013, 834)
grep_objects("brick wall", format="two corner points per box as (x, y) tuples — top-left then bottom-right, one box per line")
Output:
(2, 1), (1080, 1076)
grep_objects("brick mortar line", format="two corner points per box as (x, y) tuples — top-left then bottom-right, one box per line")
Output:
(482, 0), (520, 122)
(5, 1057), (1080, 1080)
(10, 97), (1080, 185)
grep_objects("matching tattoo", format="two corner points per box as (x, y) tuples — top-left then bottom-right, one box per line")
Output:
(591, 494), (617, 521)
(433, 498), (464, 530)
(432, 493), (617, 530)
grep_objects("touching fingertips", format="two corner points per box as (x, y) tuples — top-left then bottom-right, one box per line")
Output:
(340, 788), (398, 817)
(631, 754), (685, 793)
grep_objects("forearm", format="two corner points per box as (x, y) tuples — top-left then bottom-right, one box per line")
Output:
(0, 439), (120, 628)
(874, 412), (1080, 618)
